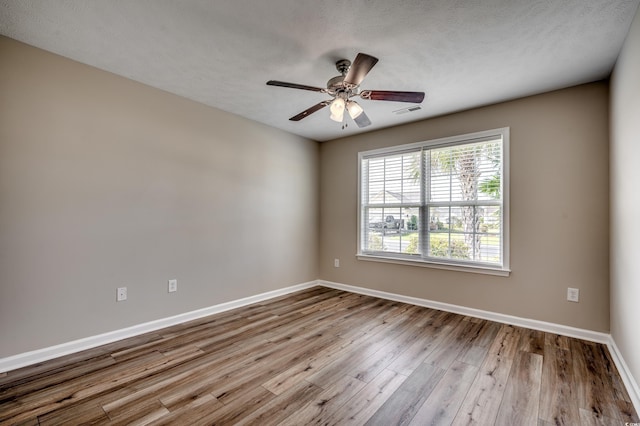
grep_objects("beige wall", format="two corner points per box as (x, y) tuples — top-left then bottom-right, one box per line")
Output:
(611, 5), (640, 397)
(320, 82), (610, 332)
(0, 37), (319, 357)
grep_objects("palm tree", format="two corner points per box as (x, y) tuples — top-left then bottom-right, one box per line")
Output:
(423, 142), (501, 260)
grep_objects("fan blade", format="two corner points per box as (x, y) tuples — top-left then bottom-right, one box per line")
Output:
(360, 90), (425, 103)
(353, 110), (372, 128)
(343, 53), (379, 86)
(267, 80), (326, 93)
(289, 101), (330, 121)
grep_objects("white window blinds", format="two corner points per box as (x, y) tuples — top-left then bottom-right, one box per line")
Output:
(358, 128), (509, 273)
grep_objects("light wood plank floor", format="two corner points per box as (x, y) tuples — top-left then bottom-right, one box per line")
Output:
(1, 287), (637, 425)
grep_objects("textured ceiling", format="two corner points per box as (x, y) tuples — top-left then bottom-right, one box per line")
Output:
(1, 0), (638, 141)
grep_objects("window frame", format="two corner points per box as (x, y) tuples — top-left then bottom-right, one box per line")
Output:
(357, 127), (510, 276)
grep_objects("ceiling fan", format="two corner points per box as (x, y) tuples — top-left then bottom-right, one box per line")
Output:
(266, 53), (425, 128)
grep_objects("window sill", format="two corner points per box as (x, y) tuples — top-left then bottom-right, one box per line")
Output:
(356, 253), (511, 276)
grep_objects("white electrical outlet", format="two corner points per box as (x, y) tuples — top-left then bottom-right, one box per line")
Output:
(334, 259), (340, 268)
(168, 279), (177, 293)
(567, 287), (579, 302)
(117, 287), (127, 302)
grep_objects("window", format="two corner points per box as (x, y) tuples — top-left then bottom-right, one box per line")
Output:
(358, 128), (509, 275)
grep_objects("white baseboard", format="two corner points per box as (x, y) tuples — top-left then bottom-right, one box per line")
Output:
(606, 337), (640, 416)
(0, 281), (317, 373)
(318, 279), (640, 415)
(318, 280), (610, 343)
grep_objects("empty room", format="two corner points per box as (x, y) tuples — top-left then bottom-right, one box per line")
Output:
(1, 1), (640, 425)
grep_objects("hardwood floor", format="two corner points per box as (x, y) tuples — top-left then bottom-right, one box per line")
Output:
(1, 287), (637, 425)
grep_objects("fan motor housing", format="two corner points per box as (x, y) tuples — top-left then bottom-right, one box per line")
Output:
(327, 75), (346, 90)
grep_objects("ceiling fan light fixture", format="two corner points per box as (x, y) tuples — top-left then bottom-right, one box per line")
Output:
(329, 97), (345, 122)
(330, 97), (345, 114)
(329, 111), (344, 122)
(346, 100), (363, 119)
